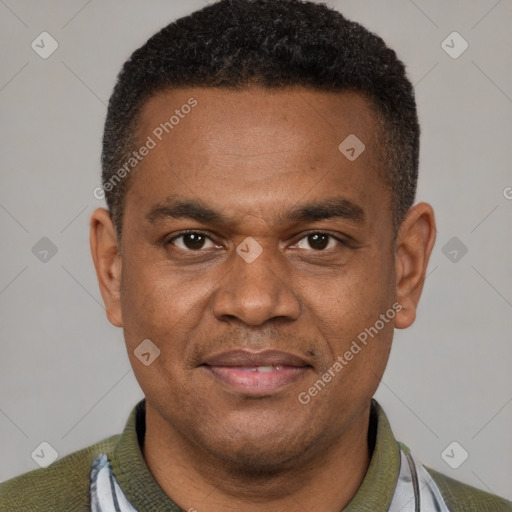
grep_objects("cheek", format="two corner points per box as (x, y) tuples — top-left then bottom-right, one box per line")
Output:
(119, 254), (223, 393)
(306, 283), (395, 409)
(119, 263), (200, 402)
(121, 256), (201, 338)
(301, 251), (395, 394)
(307, 257), (395, 339)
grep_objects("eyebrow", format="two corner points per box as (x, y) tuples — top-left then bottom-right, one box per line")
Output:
(145, 195), (366, 227)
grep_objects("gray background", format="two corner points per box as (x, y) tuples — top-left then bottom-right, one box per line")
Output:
(1, 0), (511, 500)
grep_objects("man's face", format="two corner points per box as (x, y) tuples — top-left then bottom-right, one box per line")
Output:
(116, 87), (398, 471)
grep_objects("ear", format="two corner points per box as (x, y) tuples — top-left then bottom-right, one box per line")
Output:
(90, 208), (123, 327)
(394, 202), (436, 329)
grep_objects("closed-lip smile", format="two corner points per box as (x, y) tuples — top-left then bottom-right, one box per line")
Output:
(201, 349), (313, 395)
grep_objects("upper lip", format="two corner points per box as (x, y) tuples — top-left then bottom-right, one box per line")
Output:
(202, 349), (311, 368)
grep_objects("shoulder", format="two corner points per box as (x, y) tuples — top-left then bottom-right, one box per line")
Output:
(0, 435), (119, 512)
(425, 465), (512, 512)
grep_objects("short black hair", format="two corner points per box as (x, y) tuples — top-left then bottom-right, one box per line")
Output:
(102, 0), (419, 238)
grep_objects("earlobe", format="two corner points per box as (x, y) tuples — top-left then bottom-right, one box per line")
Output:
(90, 208), (123, 327)
(394, 202), (436, 330)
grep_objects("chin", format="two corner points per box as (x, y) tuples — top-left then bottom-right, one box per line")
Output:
(195, 414), (318, 477)
(211, 438), (307, 478)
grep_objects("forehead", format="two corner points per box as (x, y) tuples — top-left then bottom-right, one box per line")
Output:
(138, 86), (380, 161)
(124, 86), (389, 233)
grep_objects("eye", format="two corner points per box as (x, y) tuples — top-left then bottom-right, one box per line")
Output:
(168, 231), (219, 251)
(167, 231), (346, 253)
(294, 232), (343, 251)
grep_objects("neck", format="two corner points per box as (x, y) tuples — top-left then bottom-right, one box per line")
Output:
(142, 403), (373, 512)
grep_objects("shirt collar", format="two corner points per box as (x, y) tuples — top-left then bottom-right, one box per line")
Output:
(110, 398), (400, 511)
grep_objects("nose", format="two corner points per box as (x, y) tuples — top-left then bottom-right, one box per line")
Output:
(211, 243), (301, 327)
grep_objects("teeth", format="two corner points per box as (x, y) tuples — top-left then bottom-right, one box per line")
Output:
(256, 365), (282, 372)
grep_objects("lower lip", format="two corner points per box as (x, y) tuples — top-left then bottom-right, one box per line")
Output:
(203, 365), (310, 395)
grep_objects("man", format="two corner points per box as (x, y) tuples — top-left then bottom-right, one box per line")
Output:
(1, 0), (510, 510)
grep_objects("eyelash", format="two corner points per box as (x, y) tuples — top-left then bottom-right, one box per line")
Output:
(166, 230), (348, 253)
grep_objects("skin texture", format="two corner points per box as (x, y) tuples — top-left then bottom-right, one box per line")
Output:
(90, 87), (436, 512)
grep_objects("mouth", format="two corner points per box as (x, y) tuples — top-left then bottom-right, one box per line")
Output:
(201, 349), (313, 396)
